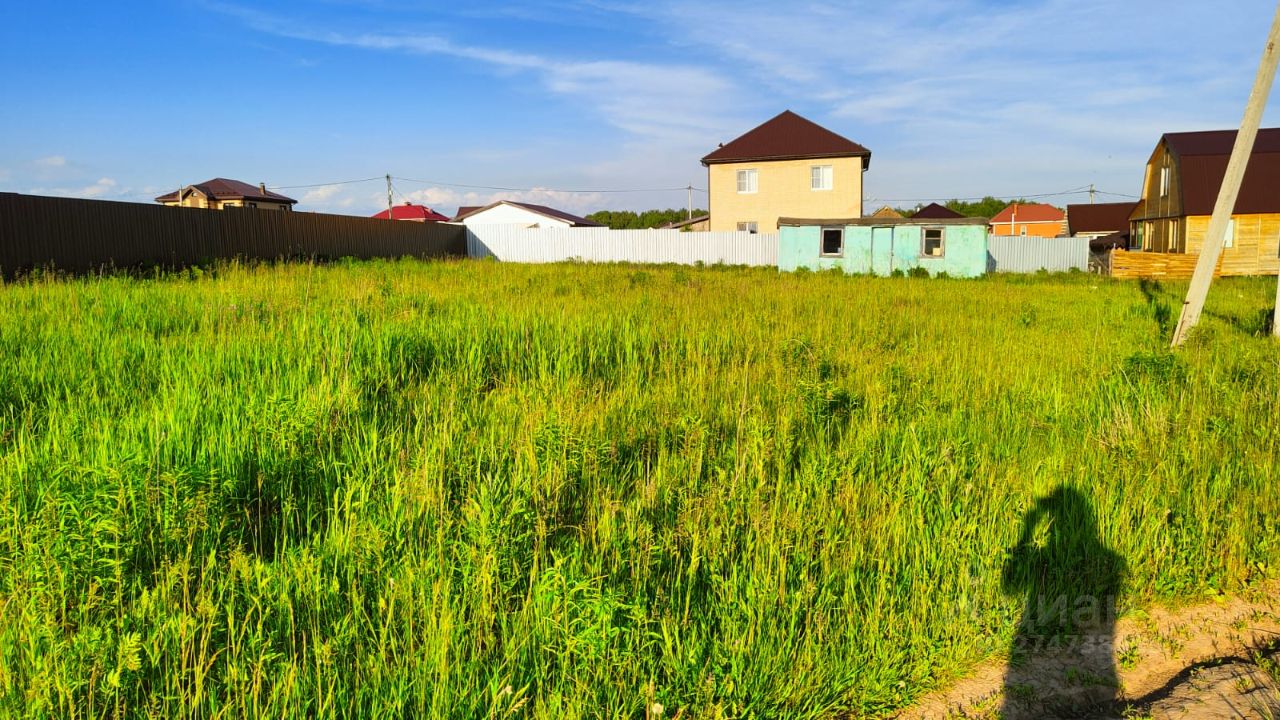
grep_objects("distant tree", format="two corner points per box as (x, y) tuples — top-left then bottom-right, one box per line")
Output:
(586, 208), (708, 229)
(944, 197), (1036, 218)
(895, 197), (1049, 219)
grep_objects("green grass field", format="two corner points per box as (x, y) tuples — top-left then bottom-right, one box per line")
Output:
(1, 260), (1277, 718)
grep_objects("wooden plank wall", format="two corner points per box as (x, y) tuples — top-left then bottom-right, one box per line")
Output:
(1108, 248), (1280, 279)
(0, 192), (466, 276)
(1109, 250), (1215, 280)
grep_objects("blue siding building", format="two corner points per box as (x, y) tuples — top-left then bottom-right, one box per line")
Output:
(778, 216), (990, 277)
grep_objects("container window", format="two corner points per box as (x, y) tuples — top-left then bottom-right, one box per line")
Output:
(923, 227), (945, 257)
(821, 227), (844, 256)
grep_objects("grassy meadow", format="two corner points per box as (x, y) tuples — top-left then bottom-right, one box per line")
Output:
(0, 259), (1277, 718)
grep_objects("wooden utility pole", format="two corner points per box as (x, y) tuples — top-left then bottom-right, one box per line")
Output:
(1172, 2), (1280, 347)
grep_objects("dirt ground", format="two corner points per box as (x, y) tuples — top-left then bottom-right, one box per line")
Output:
(896, 585), (1280, 719)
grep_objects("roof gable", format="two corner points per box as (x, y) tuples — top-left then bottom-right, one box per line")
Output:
(155, 177), (296, 204)
(452, 200), (603, 227)
(702, 110), (871, 168)
(372, 202), (449, 221)
(911, 202), (964, 219)
(1159, 128), (1280, 216)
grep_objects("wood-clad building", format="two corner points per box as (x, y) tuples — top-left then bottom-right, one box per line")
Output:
(1129, 128), (1280, 275)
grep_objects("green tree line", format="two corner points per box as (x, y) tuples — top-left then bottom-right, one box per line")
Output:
(895, 197), (1053, 218)
(587, 208), (708, 229)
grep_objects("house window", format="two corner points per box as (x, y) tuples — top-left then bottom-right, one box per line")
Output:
(1131, 223), (1144, 251)
(1224, 218), (1235, 248)
(1169, 220), (1180, 252)
(810, 165), (833, 191)
(1019, 226), (1028, 236)
(736, 169), (758, 194)
(1159, 166), (1170, 198)
(820, 227), (844, 256)
(922, 227), (945, 257)
(736, 221), (758, 234)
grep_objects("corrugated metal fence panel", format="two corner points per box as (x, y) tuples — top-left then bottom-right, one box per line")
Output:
(466, 225), (778, 266)
(987, 235), (1089, 273)
(0, 192), (467, 276)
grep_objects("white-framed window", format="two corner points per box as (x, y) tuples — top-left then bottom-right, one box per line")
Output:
(1019, 226), (1028, 237)
(820, 227), (844, 256)
(737, 221), (758, 234)
(810, 165), (833, 191)
(1224, 218), (1235, 248)
(736, 169), (758, 194)
(1159, 166), (1170, 198)
(922, 227), (945, 257)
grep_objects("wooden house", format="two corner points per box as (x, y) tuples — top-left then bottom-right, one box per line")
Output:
(1128, 128), (1280, 275)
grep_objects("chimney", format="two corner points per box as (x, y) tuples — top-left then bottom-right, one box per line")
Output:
(259, 182), (267, 194)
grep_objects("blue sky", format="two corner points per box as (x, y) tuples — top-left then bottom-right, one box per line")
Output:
(2, 1), (1278, 217)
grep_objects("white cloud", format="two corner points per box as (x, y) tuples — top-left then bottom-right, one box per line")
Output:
(301, 183), (360, 208)
(34, 155), (67, 168)
(291, 179), (607, 218)
(25, 177), (122, 200)
(209, 3), (743, 146)
(80, 177), (118, 197)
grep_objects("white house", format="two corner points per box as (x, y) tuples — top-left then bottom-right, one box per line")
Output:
(451, 200), (603, 229)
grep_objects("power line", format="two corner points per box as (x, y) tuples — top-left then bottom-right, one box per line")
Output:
(267, 176), (384, 190)
(393, 176), (706, 194)
(866, 185), (1138, 204)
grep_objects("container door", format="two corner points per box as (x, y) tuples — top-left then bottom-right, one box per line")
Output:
(871, 226), (894, 276)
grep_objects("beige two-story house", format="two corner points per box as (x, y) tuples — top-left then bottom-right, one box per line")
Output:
(702, 111), (871, 233)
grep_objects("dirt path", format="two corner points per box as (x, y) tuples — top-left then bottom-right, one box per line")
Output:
(896, 585), (1280, 719)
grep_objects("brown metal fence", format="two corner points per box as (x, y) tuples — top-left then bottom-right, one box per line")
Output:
(0, 192), (466, 276)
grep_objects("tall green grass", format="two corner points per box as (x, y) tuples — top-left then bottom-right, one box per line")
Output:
(0, 260), (1276, 718)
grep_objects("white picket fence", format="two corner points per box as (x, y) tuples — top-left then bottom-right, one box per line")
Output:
(987, 235), (1089, 273)
(465, 225), (778, 266)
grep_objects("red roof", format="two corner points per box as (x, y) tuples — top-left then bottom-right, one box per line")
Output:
(702, 110), (871, 168)
(990, 202), (1065, 224)
(452, 200), (603, 227)
(371, 202), (449, 221)
(155, 177), (296, 204)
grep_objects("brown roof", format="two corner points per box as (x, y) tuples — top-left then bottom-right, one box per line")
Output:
(451, 200), (604, 227)
(1162, 128), (1280, 216)
(1066, 202), (1138, 235)
(989, 202), (1064, 224)
(702, 110), (871, 168)
(911, 202), (964, 219)
(871, 205), (904, 219)
(662, 214), (711, 229)
(155, 178), (296, 204)
(451, 206), (481, 221)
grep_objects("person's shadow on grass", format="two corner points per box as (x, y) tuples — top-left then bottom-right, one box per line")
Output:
(1000, 486), (1125, 718)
